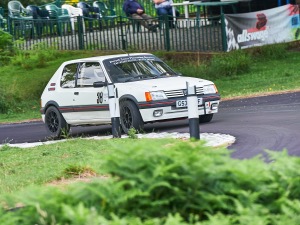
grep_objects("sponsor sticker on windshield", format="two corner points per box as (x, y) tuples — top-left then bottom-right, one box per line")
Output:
(109, 56), (156, 65)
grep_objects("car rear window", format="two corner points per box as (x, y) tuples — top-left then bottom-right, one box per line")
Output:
(61, 63), (77, 88)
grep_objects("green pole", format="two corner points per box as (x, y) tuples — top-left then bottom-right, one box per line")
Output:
(77, 16), (85, 50)
(164, 15), (170, 51)
(119, 16), (127, 50)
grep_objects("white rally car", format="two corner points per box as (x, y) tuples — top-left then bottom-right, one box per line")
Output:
(40, 53), (220, 138)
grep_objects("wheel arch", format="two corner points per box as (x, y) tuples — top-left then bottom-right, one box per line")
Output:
(42, 101), (60, 114)
(119, 94), (139, 107)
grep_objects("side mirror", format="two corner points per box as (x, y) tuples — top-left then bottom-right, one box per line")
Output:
(93, 81), (107, 87)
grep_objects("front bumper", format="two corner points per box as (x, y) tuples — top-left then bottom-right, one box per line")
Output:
(138, 94), (220, 122)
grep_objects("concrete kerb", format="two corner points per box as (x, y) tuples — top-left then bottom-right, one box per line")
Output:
(0, 132), (236, 149)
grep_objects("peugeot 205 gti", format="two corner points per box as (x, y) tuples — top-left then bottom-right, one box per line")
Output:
(40, 53), (220, 138)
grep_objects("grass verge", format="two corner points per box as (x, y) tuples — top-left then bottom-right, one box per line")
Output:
(0, 138), (177, 195)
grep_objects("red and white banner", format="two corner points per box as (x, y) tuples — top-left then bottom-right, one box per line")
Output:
(225, 4), (300, 51)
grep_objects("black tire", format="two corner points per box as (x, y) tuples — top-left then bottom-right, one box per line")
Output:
(120, 100), (144, 134)
(45, 106), (70, 139)
(199, 114), (214, 123)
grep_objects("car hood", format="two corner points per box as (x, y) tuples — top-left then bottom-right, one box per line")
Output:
(116, 76), (213, 91)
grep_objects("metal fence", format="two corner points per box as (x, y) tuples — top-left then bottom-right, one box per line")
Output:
(52, 0), (199, 18)
(8, 15), (226, 52)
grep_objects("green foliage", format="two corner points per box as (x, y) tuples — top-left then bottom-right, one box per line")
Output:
(2, 141), (300, 224)
(0, 30), (14, 66)
(172, 50), (251, 80)
(63, 165), (96, 178)
(208, 50), (251, 78)
(249, 43), (288, 60)
(127, 128), (138, 139)
(172, 43), (290, 80)
(0, 86), (11, 114)
(0, 30), (13, 51)
(11, 42), (60, 70)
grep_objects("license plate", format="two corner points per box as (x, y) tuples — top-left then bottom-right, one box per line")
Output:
(176, 98), (203, 108)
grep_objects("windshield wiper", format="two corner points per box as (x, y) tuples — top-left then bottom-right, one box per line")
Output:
(123, 75), (145, 82)
(146, 74), (158, 79)
(124, 74), (161, 82)
(160, 72), (179, 76)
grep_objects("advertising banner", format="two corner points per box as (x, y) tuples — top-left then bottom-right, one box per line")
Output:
(225, 4), (300, 51)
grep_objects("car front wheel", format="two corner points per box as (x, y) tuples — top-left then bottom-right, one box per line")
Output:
(120, 100), (144, 134)
(45, 106), (70, 139)
(199, 114), (213, 123)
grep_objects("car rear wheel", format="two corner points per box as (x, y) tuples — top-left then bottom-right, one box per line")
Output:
(120, 100), (144, 134)
(199, 114), (213, 123)
(45, 106), (70, 139)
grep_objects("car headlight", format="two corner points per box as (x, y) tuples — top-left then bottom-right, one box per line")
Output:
(203, 84), (218, 94)
(145, 91), (167, 101)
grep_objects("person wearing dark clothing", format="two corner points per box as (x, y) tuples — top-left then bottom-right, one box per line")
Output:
(153, 0), (179, 28)
(123, 0), (158, 32)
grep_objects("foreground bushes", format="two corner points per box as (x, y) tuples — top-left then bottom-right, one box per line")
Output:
(1, 141), (300, 224)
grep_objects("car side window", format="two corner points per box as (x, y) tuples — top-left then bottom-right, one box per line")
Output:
(77, 62), (105, 87)
(61, 63), (77, 88)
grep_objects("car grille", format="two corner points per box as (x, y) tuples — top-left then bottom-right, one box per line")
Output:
(164, 87), (204, 98)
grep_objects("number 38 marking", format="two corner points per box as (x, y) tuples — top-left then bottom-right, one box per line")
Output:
(97, 92), (103, 104)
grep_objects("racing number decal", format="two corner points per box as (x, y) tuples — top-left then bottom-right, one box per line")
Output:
(97, 92), (103, 104)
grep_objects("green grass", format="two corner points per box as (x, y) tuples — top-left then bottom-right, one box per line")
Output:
(0, 138), (177, 195)
(0, 108), (40, 123)
(214, 51), (300, 98)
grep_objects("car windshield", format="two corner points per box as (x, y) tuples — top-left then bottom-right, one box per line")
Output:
(103, 55), (179, 83)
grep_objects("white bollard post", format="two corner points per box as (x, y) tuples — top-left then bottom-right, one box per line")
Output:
(186, 82), (200, 139)
(107, 83), (121, 138)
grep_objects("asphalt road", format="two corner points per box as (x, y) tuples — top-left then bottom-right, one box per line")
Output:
(1, 91), (299, 159)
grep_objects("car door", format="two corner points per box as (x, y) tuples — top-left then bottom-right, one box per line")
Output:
(71, 61), (110, 124)
(56, 63), (78, 122)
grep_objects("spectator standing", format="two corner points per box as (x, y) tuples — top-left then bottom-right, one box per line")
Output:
(153, 0), (179, 28)
(123, 0), (158, 32)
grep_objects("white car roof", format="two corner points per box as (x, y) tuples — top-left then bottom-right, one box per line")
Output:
(63, 53), (154, 64)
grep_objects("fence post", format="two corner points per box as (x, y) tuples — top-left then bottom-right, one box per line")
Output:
(107, 83), (121, 138)
(119, 16), (127, 49)
(77, 16), (85, 50)
(221, 13), (227, 52)
(164, 15), (171, 51)
(7, 17), (12, 35)
(186, 82), (200, 140)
